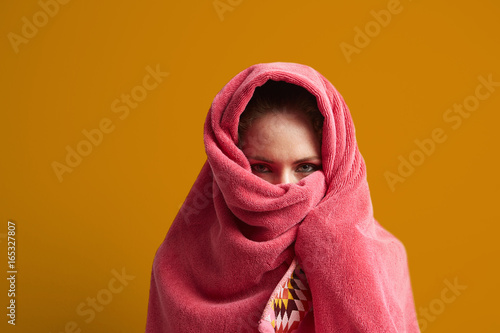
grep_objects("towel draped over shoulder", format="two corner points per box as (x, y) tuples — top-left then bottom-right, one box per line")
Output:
(146, 62), (420, 332)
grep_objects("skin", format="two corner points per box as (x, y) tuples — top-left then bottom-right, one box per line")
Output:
(240, 109), (322, 185)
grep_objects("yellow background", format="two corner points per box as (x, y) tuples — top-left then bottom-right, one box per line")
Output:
(1, 0), (499, 331)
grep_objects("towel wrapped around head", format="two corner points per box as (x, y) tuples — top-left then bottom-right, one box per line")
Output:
(146, 62), (420, 332)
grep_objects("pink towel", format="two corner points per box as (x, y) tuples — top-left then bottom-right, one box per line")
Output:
(146, 62), (419, 332)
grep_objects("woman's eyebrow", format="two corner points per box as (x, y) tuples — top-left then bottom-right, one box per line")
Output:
(293, 156), (321, 163)
(246, 156), (321, 164)
(247, 156), (274, 163)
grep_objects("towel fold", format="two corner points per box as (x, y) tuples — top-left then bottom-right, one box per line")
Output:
(146, 62), (420, 332)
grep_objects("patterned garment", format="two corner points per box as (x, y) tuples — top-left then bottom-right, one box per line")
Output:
(259, 258), (312, 333)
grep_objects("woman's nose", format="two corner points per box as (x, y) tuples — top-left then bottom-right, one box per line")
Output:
(277, 170), (296, 184)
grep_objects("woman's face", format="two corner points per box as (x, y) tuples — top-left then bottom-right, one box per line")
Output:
(240, 110), (322, 185)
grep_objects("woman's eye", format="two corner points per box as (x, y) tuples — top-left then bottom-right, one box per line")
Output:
(297, 164), (319, 173)
(251, 164), (270, 173)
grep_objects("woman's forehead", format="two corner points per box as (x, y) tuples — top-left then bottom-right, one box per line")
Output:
(241, 112), (321, 162)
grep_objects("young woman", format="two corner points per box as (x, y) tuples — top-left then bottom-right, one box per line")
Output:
(146, 62), (419, 332)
